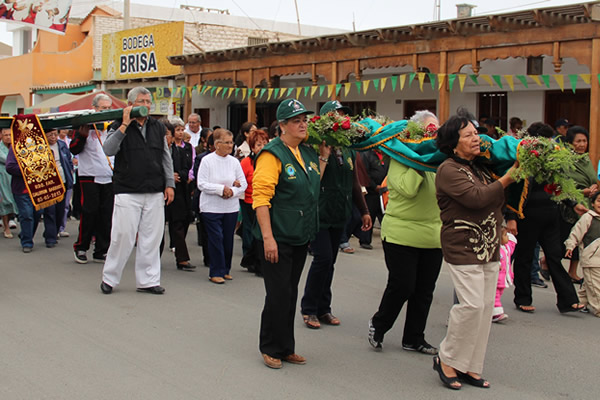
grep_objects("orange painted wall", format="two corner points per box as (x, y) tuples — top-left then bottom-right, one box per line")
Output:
(0, 23), (93, 107)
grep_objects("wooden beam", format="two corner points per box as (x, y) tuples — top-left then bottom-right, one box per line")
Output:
(331, 61), (338, 100)
(438, 51), (449, 123)
(589, 38), (600, 167)
(552, 41), (563, 72)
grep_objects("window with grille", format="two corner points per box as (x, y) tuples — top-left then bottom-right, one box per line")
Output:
(248, 37), (269, 46)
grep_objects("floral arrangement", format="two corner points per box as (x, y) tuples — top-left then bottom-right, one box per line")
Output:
(395, 120), (438, 141)
(307, 112), (365, 147)
(361, 110), (393, 127)
(512, 136), (585, 203)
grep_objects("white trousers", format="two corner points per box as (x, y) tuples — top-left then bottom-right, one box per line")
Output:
(102, 193), (164, 288)
(439, 260), (499, 374)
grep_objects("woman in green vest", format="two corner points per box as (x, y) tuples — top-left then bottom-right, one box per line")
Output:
(301, 100), (371, 329)
(252, 98), (324, 369)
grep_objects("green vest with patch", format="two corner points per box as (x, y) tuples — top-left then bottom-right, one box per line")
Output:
(319, 149), (355, 229)
(254, 137), (321, 245)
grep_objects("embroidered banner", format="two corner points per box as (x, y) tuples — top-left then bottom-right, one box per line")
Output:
(11, 115), (65, 210)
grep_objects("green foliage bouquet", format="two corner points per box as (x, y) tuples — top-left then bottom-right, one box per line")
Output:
(307, 112), (365, 147)
(512, 136), (585, 203)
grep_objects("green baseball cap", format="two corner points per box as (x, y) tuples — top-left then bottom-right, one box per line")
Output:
(276, 98), (313, 121)
(319, 100), (352, 116)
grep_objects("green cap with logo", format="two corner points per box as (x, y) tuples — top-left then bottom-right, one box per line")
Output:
(276, 98), (313, 121)
(319, 100), (352, 116)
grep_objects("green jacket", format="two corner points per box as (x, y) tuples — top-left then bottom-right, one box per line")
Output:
(319, 149), (355, 229)
(253, 137), (321, 245)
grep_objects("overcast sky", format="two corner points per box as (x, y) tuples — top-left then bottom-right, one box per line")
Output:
(0, 0), (588, 46)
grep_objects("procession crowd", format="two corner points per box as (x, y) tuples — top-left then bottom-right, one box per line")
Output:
(1, 88), (599, 390)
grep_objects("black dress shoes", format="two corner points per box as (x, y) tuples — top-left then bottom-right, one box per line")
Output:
(100, 281), (113, 294)
(136, 286), (165, 295)
(177, 263), (197, 271)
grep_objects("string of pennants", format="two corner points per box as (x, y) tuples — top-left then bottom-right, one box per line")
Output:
(155, 72), (600, 102)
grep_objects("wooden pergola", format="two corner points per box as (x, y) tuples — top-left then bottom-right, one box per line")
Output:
(170, 2), (600, 163)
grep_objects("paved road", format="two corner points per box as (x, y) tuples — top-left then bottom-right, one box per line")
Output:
(0, 220), (597, 399)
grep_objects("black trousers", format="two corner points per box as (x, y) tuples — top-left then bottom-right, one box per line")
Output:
(371, 241), (442, 344)
(363, 192), (383, 245)
(258, 240), (308, 359)
(73, 180), (114, 257)
(168, 219), (190, 264)
(196, 212), (210, 266)
(301, 227), (343, 316)
(513, 206), (579, 309)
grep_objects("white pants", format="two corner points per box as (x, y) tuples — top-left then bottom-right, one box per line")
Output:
(439, 260), (499, 374)
(102, 193), (164, 288)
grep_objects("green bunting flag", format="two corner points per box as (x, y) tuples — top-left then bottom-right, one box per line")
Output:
(336, 84), (342, 96)
(210, 87), (216, 96)
(234, 88), (240, 98)
(319, 85), (326, 97)
(408, 73), (416, 87)
(448, 74), (456, 92)
(469, 74), (479, 85)
(428, 73), (436, 91)
(492, 75), (503, 89)
(303, 86), (309, 97)
(516, 75), (528, 88)
(541, 75), (551, 88)
(259, 88), (266, 99)
(273, 88), (280, 99)
(390, 76), (398, 91)
(568, 74), (578, 93)
(355, 81), (362, 94)
(373, 79), (380, 91)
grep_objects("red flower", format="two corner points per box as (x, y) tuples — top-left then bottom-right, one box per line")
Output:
(544, 183), (561, 196)
(530, 150), (540, 157)
(310, 115), (321, 123)
(332, 122), (339, 132)
(341, 119), (351, 130)
(406, 133), (410, 138)
(425, 123), (437, 134)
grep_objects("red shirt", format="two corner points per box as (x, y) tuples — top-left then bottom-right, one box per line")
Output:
(240, 156), (254, 204)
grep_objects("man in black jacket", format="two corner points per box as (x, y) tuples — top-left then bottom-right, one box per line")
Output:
(359, 149), (389, 249)
(99, 86), (175, 295)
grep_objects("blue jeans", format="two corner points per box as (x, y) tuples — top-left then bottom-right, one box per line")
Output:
(530, 243), (541, 280)
(13, 193), (41, 248)
(202, 212), (238, 278)
(42, 198), (65, 246)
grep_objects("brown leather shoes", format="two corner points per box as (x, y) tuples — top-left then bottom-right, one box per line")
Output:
(224, 274), (233, 280)
(209, 277), (225, 284)
(319, 313), (341, 325)
(262, 354), (282, 369)
(282, 353), (306, 365)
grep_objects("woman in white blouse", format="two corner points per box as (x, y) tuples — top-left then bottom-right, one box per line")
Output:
(197, 129), (247, 284)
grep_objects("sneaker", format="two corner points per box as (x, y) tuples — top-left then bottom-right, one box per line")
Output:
(93, 254), (106, 263)
(492, 313), (509, 323)
(580, 306), (590, 314)
(22, 247), (33, 253)
(74, 250), (88, 264)
(368, 319), (383, 351)
(8, 219), (17, 229)
(402, 341), (439, 355)
(58, 231), (70, 238)
(360, 243), (373, 250)
(540, 269), (550, 281)
(531, 277), (548, 288)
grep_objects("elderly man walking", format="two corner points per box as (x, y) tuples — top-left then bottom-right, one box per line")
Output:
(99, 87), (175, 295)
(185, 113), (202, 149)
(70, 93), (115, 264)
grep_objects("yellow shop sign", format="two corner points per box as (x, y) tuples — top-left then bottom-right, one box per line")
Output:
(102, 21), (183, 80)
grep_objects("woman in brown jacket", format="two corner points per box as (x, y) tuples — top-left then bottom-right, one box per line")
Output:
(432, 116), (517, 390)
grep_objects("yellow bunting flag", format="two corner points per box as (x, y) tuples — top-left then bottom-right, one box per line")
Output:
(344, 82), (351, 97)
(399, 74), (406, 90)
(553, 75), (565, 91)
(363, 80), (370, 95)
(327, 85), (334, 98)
(480, 75), (494, 86)
(580, 74), (591, 85)
(227, 88), (234, 98)
(530, 75), (543, 86)
(381, 77), (388, 92)
(417, 72), (426, 91)
(310, 86), (318, 98)
(504, 75), (515, 91)
(296, 87), (302, 99)
(241, 88), (247, 101)
(279, 88), (286, 98)
(458, 74), (467, 92)
(215, 87), (223, 97)
(188, 86), (193, 98)
(267, 88), (273, 101)
(438, 74), (446, 90)
(253, 88), (259, 98)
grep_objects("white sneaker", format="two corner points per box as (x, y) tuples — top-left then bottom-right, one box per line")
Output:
(492, 313), (509, 323)
(58, 231), (70, 238)
(8, 220), (17, 229)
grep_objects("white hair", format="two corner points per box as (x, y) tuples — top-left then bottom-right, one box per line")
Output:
(127, 86), (151, 103)
(410, 110), (438, 124)
(168, 116), (185, 127)
(187, 113), (201, 122)
(92, 93), (112, 107)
